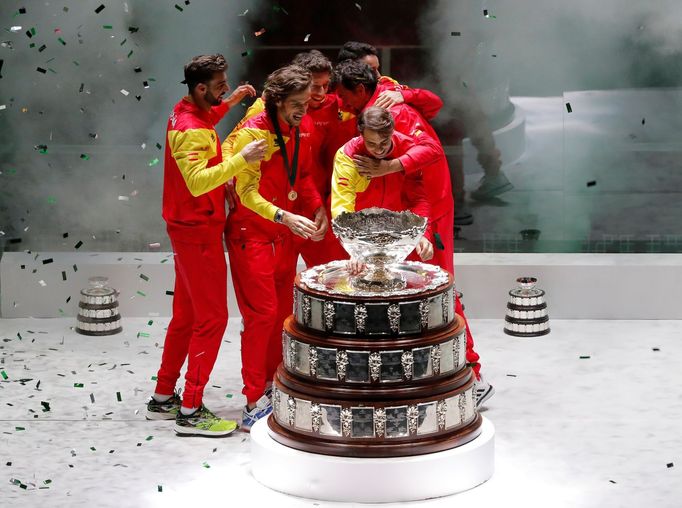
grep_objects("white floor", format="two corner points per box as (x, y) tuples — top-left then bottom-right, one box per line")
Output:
(1, 317), (681, 508)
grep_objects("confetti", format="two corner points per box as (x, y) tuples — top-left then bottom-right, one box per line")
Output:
(641, 118), (646, 125)
(137, 290), (146, 297)
(103, 25), (113, 30)
(158, 485), (163, 492)
(90, 393), (95, 403)
(579, 355), (590, 359)
(80, 153), (90, 160)
(74, 383), (84, 388)
(241, 51), (250, 58)
(116, 392), (122, 402)
(586, 180), (596, 187)
(451, 31), (461, 36)
(355, 2), (362, 9)
(74, 240), (83, 249)
(565, 102), (572, 113)
(39, 280), (47, 287)
(652, 347), (660, 351)
(129, 26), (139, 33)
(42, 258), (54, 264)
(58, 37), (66, 45)
(149, 242), (161, 248)
(95, 4), (105, 13)
(118, 195), (130, 201)
(120, 89), (130, 96)
(254, 28), (266, 37)
(61, 271), (67, 281)
(148, 158), (159, 166)
(175, 4), (184, 11)
(225, 393), (233, 398)
(202, 462), (211, 468)
(166, 290), (174, 296)
(238, 9), (249, 16)
(1, 370), (8, 380)
(145, 435), (153, 441)
(609, 480), (617, 484)
(139, 274), (150, 282)
(304, 34), (311, 42)
(667, 462), (674, 468)
(36, 67), (47, 74)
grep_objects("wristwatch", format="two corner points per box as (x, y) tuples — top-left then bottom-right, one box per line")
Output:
(274, 209), (284, 223)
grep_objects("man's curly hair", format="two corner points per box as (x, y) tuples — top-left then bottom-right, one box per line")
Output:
(263, 65), (312, 108)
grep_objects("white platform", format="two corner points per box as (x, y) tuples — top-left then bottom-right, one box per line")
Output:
(3, 251), (682, 319)
(250, 416), (495, 503)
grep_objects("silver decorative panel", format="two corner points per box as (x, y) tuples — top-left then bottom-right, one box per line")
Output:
(294, 340), (310, 375)
(310, 297), (324, 331)
(444, 394), (462, 429)
(440, 338), (455, 373)
(428, 296), (442, 329)
(416, 402), (438, 435)
(294, 398), (312, 431)
(319, 404), (342, 436)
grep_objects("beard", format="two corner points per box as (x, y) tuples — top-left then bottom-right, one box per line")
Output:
(204, 90), (222, 106)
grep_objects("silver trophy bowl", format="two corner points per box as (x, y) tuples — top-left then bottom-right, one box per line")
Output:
(332, 207), (427, 292)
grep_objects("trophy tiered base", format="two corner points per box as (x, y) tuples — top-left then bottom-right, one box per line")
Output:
(252, 258), (495, 501)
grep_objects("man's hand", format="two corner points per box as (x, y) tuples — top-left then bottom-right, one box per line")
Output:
(240, 139), (267, 163)
(346, 258), (366, 276)
(310, 207), (329, 241)
(373, 90), (404, 110)
(415, 237), (434, 261)
(225, 84), (257, 108)
(225, 178), (239, 210)
(353, 155), (402, 179)
(282, 211), (317, 239)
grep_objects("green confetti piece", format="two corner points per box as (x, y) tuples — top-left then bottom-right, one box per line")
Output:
(58, 37), (66, 45)
(73, 60), (80, 66)
(90, 446), (96, 451)
(58, 308), (65, 315)
(16, 427), (25, 431)
(137, 290), (146, 297)
(202, 462), (210, 468)
(160, 258), (168, 263)
(175, 4), (184, 11)
(120, 38), (127, 46)
(40, 401), (51, 412)
(158, 485), (163, 492)
(151, 376), (157, 381)
(145, 435), (153, 441)
(147, 320), (153, 326)
(155, 142), (162, 150)
(103, 25), (113, 29)
(116, 391), (122, 402)
(139, 274), (149, 281)
(47, 196), (57, 204)
(137, 332), (150, 338)
(29, 27), (37, 36)
(1, 370), (8, 380)
(148, 158), (159, 166)
(127, 50), (134, 58)
(44, 479), (52, 485)
(80, 153), (90, 160)
(74, 383), (84, 388)
(225, 393), (233, 398)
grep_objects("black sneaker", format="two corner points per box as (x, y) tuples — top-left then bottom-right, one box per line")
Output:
(174, 405), (238, 437)
(146, 393), (181, 420)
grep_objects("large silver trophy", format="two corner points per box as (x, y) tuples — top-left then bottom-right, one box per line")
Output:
(332, 207), (427, 292)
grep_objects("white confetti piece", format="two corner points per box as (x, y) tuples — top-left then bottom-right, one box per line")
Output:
(148, 242), (161, 248)
(118, 195), (130, 201)
(304, 34), (311, 42)
(120, 89), (130, 96)
(0, 105), (6, 110)
(39, 280), (47, 287)
(10, 26), (22, 32)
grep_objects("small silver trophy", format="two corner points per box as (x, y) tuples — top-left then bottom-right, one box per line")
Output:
(76, 276), (122, 336)
(332, 208), (427, 292)
(504, 277), (550, 337)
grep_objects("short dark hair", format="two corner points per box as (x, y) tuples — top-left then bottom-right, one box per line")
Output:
(333, 59), (377, 94)
(337, 41), (378, 63)
(291, 50), (332, 75)
(263, 64), (312, 108)
(358, 106), (394, 136)
(183, 54), (227, 91)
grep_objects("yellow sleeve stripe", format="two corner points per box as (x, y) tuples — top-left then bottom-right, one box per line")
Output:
(168, 128), (247, 197)
(231, 126), (284, 222)
(221, 98), (266, 159)
(331, 149), (369, 219)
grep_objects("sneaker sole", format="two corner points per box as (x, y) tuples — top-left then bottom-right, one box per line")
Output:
(470, 182), (514, 201)
(146, 410), (177, 421)
(475, 385), (495, 409)
(174, 424), (238, 437)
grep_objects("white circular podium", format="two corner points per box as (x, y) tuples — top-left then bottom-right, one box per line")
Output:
(251, 416), (495, 503)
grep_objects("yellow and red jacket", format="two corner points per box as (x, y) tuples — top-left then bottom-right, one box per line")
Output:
(377, 75), (444, 121)
(162, 97), (248, 243)
(331, 131), (433, 242)
(224, 94), (340, 203)
(365, 88), (453, 220)
(225, 109), (323, 242)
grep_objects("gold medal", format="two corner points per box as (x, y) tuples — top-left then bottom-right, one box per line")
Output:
(288, 189), (298, 201)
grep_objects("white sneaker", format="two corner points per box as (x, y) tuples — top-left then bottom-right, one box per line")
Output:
(474, 376), (495, 409)
(241, 395), (273, 432)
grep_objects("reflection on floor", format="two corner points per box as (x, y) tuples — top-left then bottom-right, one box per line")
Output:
(461, 92), (682, 253)
(2, 317), (681, 507)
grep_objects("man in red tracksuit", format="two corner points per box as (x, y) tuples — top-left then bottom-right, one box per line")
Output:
(331, 107), (435, 267)
(147, 54), (267, 436)
(333, 60), (495, 408)
(226, 64), (328, 430)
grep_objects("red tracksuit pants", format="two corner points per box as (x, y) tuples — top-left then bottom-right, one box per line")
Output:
(429, 209), (481, 379)
(227, 236), (298, 404)
(154, 237), (228, 409)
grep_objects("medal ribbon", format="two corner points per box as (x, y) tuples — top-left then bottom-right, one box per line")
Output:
(268, 107), (300, 190)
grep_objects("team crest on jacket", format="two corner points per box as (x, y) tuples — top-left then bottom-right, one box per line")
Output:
(210, 132), (216, 142)
(170, 112), (177, 128)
